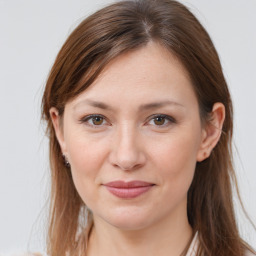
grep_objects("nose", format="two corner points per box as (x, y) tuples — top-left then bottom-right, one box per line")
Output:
(109, 123), (146, 171)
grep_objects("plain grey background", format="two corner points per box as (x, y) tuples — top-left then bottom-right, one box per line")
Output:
(0, 0), (255, 253)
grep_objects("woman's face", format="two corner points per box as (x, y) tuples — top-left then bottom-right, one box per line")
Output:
(52, 43), (209, 230)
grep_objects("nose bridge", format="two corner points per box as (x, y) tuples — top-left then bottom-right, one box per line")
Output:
(110, 121), (145, 170)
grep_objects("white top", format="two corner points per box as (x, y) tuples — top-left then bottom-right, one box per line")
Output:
(185, 232), (198, 256)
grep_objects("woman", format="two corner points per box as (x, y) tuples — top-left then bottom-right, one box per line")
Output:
(41, 0), (255, 255)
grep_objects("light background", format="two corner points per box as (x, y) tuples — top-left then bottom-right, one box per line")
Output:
(0, 0), (255, 253)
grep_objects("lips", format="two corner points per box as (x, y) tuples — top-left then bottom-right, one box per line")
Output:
(103, 180), (155, 199)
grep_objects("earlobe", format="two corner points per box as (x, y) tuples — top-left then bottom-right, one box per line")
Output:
(197, 103), (225, 162)
(49, 107), (67, 155)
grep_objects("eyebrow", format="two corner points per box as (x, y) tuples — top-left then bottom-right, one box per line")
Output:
(138, 100), (184, 111)
(73, 99), (184, 111)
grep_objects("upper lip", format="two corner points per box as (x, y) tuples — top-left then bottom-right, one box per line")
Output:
(104, 180), (155, 188)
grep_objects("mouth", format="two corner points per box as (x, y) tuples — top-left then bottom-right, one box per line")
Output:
(103, 180), (155, 199)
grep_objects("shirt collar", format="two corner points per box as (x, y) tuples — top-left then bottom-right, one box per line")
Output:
(185, 232), (199, 256)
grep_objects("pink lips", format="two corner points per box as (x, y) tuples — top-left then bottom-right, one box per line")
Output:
(103, 180), (154, 199)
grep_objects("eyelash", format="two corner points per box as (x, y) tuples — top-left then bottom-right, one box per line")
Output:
(79, 114), (176, 128)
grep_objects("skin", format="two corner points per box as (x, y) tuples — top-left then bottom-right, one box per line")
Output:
(51, 42), (225, 256)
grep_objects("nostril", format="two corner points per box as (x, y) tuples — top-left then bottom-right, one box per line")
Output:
(113, 161), (145, 171)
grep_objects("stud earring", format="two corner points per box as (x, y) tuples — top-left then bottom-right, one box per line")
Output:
(63, 154), (70, 167)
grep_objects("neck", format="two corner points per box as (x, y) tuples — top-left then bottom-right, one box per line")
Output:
(87, 211), (193, 256)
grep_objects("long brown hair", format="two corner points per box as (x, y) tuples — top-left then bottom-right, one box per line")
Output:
(42, 0), (255, 255)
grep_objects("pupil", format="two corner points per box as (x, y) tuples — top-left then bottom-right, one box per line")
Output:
(154, 117), (165, 125)
(93, 117), (103, 125)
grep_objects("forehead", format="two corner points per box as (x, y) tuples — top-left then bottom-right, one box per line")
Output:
(67, 42), (197, 111)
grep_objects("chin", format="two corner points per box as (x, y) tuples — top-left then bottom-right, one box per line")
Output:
(108, 218), (151, 231)
(98, 206), (156, 231)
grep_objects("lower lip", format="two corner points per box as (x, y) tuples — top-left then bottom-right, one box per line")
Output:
(105, 186), (153, 199)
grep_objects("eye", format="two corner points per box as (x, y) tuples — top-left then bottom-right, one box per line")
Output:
(147, 114), (176, 127)
(79, 114), (108, 127)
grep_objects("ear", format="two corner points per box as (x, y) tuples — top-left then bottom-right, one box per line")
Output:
(197, 103), (225, 162)
(49, 107), (67, 155)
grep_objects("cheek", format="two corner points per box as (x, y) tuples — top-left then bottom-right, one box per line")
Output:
(148, 136), (198, 212)
(65, 133), (109, 201)
(150, 131), (200, 188)
(66, 131), (108, 172)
